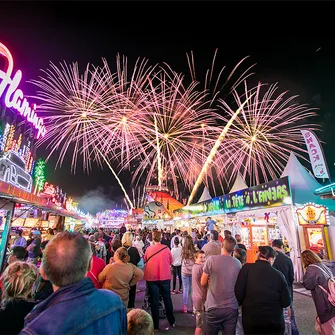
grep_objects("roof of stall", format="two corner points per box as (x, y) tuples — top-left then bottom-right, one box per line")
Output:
(0, 180), (86, 221)
(281, 152), (335, 211)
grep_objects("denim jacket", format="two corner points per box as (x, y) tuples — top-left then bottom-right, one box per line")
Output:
(19, 278), (127, 335)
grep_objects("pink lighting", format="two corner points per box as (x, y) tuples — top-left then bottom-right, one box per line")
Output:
(0, 42), (46, 138)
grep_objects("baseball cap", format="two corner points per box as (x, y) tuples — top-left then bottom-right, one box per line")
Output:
(32, 230), (41, 235)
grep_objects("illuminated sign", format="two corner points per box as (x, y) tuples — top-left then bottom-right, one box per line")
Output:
(0, 42), (46, 138)
(0, 151), (33, 192)
(224, 177), (291, 213)
(297, 203), (329, 225)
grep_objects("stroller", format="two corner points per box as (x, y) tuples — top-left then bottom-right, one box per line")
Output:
(142, 284), (166, 319)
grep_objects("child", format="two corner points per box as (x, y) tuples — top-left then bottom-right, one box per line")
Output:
(191, 250), (207, 335)
(127, 308), (154, 335)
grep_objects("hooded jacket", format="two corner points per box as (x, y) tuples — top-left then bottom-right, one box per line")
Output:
(303, 262), (335, 324)
(19, 278), (127, 335)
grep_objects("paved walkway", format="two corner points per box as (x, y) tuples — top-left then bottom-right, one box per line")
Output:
(293, 283), (312, 297)
(133, 279), (317, 334)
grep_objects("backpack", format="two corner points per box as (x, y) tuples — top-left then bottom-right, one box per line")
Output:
(310, 264), (335, 306)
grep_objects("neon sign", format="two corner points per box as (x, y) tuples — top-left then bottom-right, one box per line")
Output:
(224, 177), (291, 213)
(0, 151), (33, 192)
(0, 43), (46, 138)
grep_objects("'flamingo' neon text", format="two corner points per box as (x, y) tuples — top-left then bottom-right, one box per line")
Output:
(0, 43), (46, 138)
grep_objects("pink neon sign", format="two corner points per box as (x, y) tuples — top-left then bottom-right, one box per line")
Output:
(0, 43), (46, 138)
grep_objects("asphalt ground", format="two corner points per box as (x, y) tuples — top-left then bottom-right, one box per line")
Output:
(133, 279), (318, 335)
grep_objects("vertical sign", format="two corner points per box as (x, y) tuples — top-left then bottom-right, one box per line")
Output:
(301, 130), (330, 179)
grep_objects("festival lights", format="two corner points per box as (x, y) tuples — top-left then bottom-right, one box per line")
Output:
(0, 42), (46, 138)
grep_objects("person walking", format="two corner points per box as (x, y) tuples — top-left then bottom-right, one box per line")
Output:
(301, 249), (335, 334)
(171, 236), (182, 294)
(272, 239), (299, 335)
(235, 246), (291, 335)
(181, 235), (196, 313)
(201, 236), (241, 335)
(143, 230), (176, 331)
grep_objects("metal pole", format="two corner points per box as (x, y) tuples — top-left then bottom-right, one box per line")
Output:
(0, 201), (16, 274)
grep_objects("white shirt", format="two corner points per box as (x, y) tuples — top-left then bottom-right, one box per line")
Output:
(171, 245), (182, 266)
(133, 240), (144, 257)
(170, 235), (183, 248)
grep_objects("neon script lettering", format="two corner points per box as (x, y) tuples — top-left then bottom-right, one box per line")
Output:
(0, 43), (46, 138)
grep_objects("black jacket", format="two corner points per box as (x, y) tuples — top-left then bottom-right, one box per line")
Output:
(127, 246), (140, 266)
(272, 250), (294, 299)
(0, 299), (37, 334)
(235, 260), (291, 327)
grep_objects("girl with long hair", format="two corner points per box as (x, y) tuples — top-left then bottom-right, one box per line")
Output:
(181, 234), (196, 313)
(302, 249), (335, 334)
(0, 261), (38, 334)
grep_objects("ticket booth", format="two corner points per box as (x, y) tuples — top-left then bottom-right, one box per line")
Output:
(296, 203), (332, 260)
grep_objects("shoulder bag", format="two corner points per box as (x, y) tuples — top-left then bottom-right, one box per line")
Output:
(145, 246), (168, 264)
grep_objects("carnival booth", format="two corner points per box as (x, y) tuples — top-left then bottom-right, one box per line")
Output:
(229, 152), (335, 282)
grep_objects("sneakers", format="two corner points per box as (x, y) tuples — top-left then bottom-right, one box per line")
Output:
(154, 324), (176, 332)
(170, 290), (176, 295)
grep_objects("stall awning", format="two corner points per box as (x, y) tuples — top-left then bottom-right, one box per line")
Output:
(0, 180), (86, 221)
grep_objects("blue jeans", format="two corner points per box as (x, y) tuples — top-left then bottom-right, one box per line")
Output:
(181, 274), (192, 306)
(147, 280), (176, 330)
(290, 303), (299, 335)
(204, 307), (238, 335)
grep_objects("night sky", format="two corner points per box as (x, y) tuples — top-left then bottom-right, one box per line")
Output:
(0, 1), (334, 214)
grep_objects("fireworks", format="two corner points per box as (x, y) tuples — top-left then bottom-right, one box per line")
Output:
(30, 50), (318, 202)
(216, 82), (319, 187)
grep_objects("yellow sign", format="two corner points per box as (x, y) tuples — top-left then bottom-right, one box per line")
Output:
(296, 203), (328, 225)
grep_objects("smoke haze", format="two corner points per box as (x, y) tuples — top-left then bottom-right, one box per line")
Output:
(77, 186), (125, 215)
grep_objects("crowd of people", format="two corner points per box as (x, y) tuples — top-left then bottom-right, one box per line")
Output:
(0, 219), (334, 335)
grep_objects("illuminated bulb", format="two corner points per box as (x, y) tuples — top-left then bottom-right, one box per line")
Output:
(81, 111), (87, 118)
(201, 123), (205, 128)
(121, 116), (127, 123)
(164, 133), (169, 139)
(251, 135), (257, 142)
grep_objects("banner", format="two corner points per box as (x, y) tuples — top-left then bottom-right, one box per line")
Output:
(224, 176), (291, 213)
(301, 130), (330, 179)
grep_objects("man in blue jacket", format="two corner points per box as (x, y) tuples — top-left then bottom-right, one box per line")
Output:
(20, 231), (127, 335)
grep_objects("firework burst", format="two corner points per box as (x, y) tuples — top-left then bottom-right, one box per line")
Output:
(216, 81), (319, 187)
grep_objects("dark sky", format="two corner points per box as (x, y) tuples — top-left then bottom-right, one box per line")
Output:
(0, 1), (334, 214)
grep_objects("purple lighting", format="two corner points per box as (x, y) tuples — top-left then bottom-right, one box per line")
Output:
(0, 42), (46, 138)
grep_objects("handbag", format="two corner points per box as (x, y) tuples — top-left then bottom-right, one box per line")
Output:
(137, 257), (144, 269)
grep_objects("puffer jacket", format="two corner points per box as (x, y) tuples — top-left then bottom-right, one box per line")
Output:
(303, 262), (335, 324)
